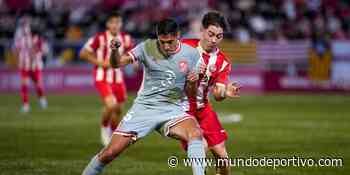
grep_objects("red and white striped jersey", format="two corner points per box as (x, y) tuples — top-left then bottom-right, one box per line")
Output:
(14, 28), (46, 71)
(182, 39), (231, 108)
(83, 31), (133, 84)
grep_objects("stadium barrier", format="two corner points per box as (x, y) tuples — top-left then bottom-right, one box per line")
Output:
(1, 40), (350, 93)
(0, 67), (143, 93)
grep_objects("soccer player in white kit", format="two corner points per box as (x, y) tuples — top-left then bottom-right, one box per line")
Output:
(82, 19), (207, 175)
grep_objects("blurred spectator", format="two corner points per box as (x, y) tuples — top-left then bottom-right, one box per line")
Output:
(1, 0), (350, 65)
(65, 25), (83, 42)
(1, 0), (350, 41)
(183, 17), (201, 39)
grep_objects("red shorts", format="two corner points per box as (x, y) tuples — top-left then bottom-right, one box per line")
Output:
(95, 81), (127, 103)
(20, 69), (42, 83)
(182, 104), (228, 150)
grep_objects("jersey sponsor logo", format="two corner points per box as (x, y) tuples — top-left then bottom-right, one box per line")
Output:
(178, 60), (189, 73)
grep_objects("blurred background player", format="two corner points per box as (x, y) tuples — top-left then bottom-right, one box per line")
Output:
(13, 16), (48, 113)
(80, 12), (134, 146)
(182, 11), (241, 175)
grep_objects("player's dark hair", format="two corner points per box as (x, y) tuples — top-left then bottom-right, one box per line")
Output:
(202, 11), (227, 31)
(156, 18), (179, 36)
(106, 11), (122, 21)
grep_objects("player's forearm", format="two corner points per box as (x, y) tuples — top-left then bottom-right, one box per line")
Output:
(185, 80), (198, 115)
(79, 50), (100, 66)
(185, 80), (197, 99)
(110, 49), (121, 68)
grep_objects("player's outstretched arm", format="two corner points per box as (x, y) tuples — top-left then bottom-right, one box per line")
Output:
(110, 39), (134, 68)
(79, 48), (110, 68)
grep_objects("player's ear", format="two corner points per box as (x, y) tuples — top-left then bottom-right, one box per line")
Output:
(200, 26), (205, 32)
(200, 26), (206, 37)
(176, 31), (181, 39)
(105, 21), (109, 28)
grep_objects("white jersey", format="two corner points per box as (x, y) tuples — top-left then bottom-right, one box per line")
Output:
(14, 27), (45, 71)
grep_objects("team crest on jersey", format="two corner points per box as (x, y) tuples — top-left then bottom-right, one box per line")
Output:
(203, 75), (209, 82)
(178, 60), (188, 73)
(209, 64), (217, 73)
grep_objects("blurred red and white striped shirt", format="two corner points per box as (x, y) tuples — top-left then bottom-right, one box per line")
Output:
(14, 27), (46, 71)
(84, 31), (133, 84)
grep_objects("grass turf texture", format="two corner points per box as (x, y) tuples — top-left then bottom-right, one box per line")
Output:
(0, 94), (349, 175)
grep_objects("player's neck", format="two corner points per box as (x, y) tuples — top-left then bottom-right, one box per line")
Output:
(199, 40), (217, 54)
(108, 30), (119, 37)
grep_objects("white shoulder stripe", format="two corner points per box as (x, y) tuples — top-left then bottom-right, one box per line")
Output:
(220, 60), (228, 72)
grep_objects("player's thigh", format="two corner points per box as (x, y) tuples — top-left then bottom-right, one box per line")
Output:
(95, 82), (117, 108)
(20, 70), (30, 85)
(30, 70), (43, 84)
(168, 116), (202, 141)
(111, 83), (127, 104)
(104, 95), (118, 110)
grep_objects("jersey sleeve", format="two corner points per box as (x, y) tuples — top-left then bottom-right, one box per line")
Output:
(186, 47), (204, 115)
(83, 35), (99, 52)
(127, 42), (145, 63)
(123, 34), (134, 52)
(192, 50), (205, 74)
(215, 60), (231, 85)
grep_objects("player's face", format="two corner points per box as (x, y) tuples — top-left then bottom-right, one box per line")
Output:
(23, 25), (31, 35)
(157, 33), (180, 55)
(201, 25), (224, 51)
(107, 17), (122, 35)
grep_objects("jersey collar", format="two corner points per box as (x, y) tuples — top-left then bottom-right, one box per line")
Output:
(168, 40), (181, 55)
(197, 42), (219, 56)
(107, 31), (119, 39)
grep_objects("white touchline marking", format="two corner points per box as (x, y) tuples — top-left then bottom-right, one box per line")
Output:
(218, 113), (243, 123)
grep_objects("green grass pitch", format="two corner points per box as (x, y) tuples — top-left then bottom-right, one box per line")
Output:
(0, 94), (349, 175)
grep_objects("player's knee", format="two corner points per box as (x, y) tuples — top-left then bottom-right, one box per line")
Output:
(211, 143), (228, 159)
(104, 96), (117, 109)
(21, 78), (29, 85)
(100, 147), (119, 163)
(112, 104), (122, 115)
(187, 127), (203, 141)
(105, 102), (117, 112)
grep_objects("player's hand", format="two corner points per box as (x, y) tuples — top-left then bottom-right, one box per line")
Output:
(187, 70), (199, 83)
(225, 82), (241, 98)
(110, 39), (121, 51)
(98, 60), (110, 68)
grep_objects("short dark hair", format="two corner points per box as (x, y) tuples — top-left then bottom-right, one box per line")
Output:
(106, 11), (122, 21)
(202, 11), (227, 31)
(156, 18), (179, 36)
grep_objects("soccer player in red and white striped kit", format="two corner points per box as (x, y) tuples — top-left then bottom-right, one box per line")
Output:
(14, 16), (48, 113)
(182, 11), (241, 175)
(80, 12), (134, 146)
